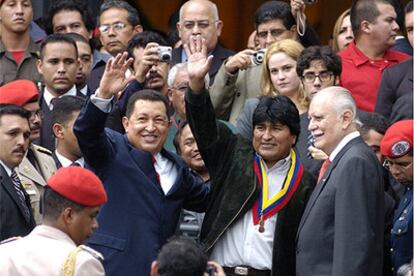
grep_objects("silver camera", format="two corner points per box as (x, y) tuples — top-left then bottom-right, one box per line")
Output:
(304, 0), (317, 4)
(158, 46), (172, 62)
(251, 49), (266, 66)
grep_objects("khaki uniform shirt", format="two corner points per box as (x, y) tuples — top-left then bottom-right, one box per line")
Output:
(0, 38), (42, 86)
(17, 144), (57, 224)
(0, 225), (105, 276)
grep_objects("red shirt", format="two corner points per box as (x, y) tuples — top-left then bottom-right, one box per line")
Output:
(338, 42), (409, 112)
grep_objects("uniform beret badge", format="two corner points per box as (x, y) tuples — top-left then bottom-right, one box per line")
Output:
(391, 140), (410, 157)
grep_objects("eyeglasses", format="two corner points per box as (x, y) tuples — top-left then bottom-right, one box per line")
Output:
(181, 20), (217, 30)
(29, 110), (43, 119)
(256, 28), (288, 39)
(383, 159), (413, 170)
(302, 71), (334, 83)
(99, 22), (128, 33)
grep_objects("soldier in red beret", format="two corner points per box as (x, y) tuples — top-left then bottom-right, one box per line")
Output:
(0, 79), (57, 224)
(380, 119), (413, 275)
(0, 166), (107, 276)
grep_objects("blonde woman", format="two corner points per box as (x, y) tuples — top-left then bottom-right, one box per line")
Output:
(332, 9), (354, 52)
(261, 39), (308, 114)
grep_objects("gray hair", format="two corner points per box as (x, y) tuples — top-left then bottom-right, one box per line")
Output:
(99, 0), (141, 26)
(167, 62), (210, 89)
(316, 86), (362, 127)
(179, 0), (219, 22)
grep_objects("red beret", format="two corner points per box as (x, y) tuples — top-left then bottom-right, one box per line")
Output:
(47, 167), (107, 206)
(380, 120), (413, 158)
(0, 80), (39, 106)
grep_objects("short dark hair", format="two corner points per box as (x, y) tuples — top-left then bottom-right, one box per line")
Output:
(99, 0), (141, 26)
(173, 120), (189, 155)
(125, 90), (169, 118)
(296, 46), (342, 77)
(64, 32), (90, 45)
(0, 104), (31, 125)
(406, 1), (413, 13)
(358, 112), (390, 136)
(255, 1), (296, 30)
(40, 33), (78, 60)
(52, 96), (85, 129)
(253, 96), (300, 145)
(45, 0), (95, 35)
(42, 187), (84, 220)
(351, 0), (393, 38)
(127, 31), (168, 59)
(156, 237), (208, 276)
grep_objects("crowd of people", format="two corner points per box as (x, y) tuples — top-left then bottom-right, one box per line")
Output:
(0, 0), (412, 275)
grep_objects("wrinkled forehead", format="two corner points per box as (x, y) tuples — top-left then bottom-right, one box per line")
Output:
(180, 1), (215, 21)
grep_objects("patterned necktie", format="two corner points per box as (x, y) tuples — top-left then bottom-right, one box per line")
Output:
(50, 97), (59, 110)
(10, 170), (31, 221)
(317, 159), (331, 183)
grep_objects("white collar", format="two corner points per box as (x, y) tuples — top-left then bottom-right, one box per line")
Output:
(259, 152), (292, 172)
(0, 160), (12, 176)
(79, 85), (88, 96)
(43, 85), (77, 109)
(55, 150), (85, 167)
(329, 131), (360, 161)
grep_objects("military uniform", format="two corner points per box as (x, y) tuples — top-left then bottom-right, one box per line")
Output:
(0, 225), (105, 276)
(390, 187), (413, 275)
(17, 144), (57, 224)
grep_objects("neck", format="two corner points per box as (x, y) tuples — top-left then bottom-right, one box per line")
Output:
(1, 31), (30, 51)
(195, 169), (210, 182)
(56, 147), (80, 163)
(47, 85), (73, 97)
(356, 39), (388, 60)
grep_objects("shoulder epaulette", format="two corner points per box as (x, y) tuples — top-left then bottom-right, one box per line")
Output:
(0, 236), (21, 244)
(32, 144), (53, 156)
(78, 245), (104, 261)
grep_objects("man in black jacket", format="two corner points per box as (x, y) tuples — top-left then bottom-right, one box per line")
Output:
(185, 36), (315, 276)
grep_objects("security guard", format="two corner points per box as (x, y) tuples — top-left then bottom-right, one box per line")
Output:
(381, 119), (413, 275)
(0, 166), (107, 275)
(0, 80), (57, 223)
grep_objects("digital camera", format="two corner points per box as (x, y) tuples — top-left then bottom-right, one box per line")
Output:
(158, 46), (172, 62)
(251, 49), (266, 66)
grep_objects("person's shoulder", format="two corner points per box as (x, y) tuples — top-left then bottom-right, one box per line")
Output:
(77, 245), (104, 261)
(31, 143), (53, 157)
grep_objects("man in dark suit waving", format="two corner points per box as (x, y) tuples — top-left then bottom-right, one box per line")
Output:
(0, 104), (35, 241)
(296, 86), (385, 276)
(74, 53), (209, 276)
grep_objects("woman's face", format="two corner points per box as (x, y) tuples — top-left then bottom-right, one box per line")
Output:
(337, 15), (354, 51)
(268, 52), (301, 97)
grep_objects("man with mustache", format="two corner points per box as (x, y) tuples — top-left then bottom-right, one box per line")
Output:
(0, 80), (57, 224)
(0, 166), (107, 276)
(0, 104), (35, 241)
(37, 34), (85, 152)
(338, 0), (410, 112)
(0, 0), (42, 86)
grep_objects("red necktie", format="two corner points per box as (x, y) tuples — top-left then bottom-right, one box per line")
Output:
(317, 159), (331, 183)
(152, 156), (161, 185)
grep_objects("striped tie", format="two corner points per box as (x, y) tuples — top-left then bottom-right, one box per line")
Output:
(10, 170), (31, 221)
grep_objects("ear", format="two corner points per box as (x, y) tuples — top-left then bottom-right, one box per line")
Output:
(167, 88), (173, 102)
(36, 59), (43, 75)
(176, 22), (183, 39)
(215, 20), (223, 37)
(52, 123), (64, 139)
(150, 261), (158, 276)
(133, 25), (143, 35)
(360, 20), (371, 34)
(122, 116), (129, 133)
(290, 24), (298, 37)
(334, 76), (340, 86)
(61, 207), (75, 225)
(341, 109), (354, 129)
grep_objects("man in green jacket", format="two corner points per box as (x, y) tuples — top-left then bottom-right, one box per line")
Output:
(185, 36), (316, 276)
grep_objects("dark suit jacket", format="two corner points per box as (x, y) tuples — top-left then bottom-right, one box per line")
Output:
(391, 37), (413, 56)
(375, 59), (413, 120)
(172, 43), (234, 85)
(0, 164), (35, 241)
(296, 136), (385, 276)
(74, 99), (209, 276)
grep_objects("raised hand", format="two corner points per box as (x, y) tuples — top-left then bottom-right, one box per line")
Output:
(291, 0), (306, 19)
(225, 49), (256, 74)
(97, 52), (135, 99)
(134, 42), (160, 83)
(184, 35), (213, 93)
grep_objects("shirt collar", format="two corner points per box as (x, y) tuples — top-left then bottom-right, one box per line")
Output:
(44, 85), (77, 109)
(0, 160), (12, 176)
(55, 150), (84, 167)
(348, 41), (401, 66)
(259, 152), (292, 172)
(329, 131), (360, 161)
(0, 38), (39, 55)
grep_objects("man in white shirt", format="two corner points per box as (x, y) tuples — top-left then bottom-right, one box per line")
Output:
(296, 86), (385, 276)
(52, 96), (85, 168)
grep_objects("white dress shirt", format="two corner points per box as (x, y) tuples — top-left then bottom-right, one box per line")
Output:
(329, 131), (360, 161)
(54, 151), (85, 168)
(43, 85), (77, 110)
(210, 153), (292, 270)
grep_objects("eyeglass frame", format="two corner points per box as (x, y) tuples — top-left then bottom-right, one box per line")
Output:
(383, 159), (413, 171)
(256, 28), (289, 39)
(99, 22), (129, 34)
(301, 71), (335, 83)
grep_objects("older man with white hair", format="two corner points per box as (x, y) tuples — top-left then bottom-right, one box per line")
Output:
(296, 86), (385, 276)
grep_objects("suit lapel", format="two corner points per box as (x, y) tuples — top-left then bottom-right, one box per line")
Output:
(0, 165), (31, 223)
(296, 137), (362, 239)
